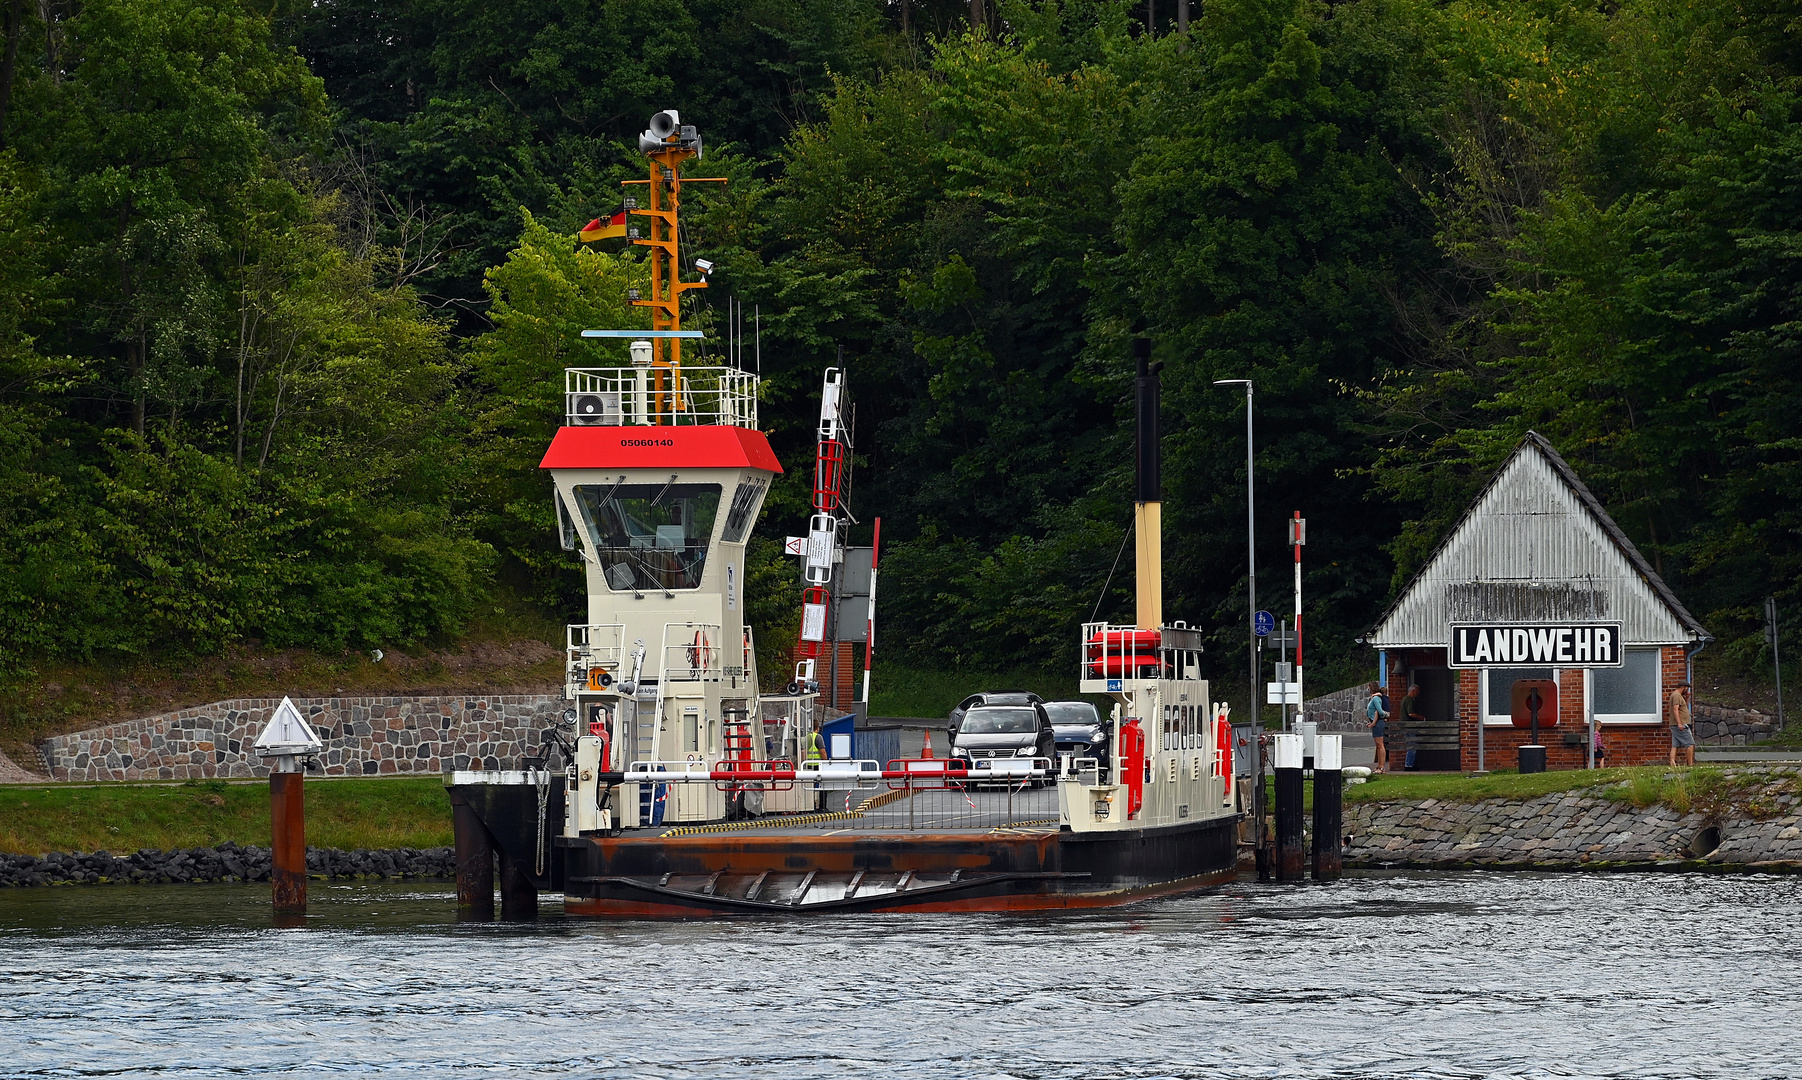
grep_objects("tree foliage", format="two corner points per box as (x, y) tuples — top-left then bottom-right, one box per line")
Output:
(3, 0), (1800, 703)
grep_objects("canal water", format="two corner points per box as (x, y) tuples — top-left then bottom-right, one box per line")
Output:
(2, 872), (1797, 1078)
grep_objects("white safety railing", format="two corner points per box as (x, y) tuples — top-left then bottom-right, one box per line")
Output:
(661, 622), (723, 683)
(565, 366), (759, 428)
(566, 623), (626, 695)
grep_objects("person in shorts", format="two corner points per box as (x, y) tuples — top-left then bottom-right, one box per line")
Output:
(1669, 681), (1695, 766)
(1366, 684), (1390, 773)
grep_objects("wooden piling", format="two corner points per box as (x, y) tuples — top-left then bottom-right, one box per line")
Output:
(270, 770), (307, 912)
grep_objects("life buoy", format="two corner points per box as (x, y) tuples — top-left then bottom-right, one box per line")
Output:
(686, 630), (711, 669)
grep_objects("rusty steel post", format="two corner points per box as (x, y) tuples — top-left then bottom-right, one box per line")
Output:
(451, 791), (495, 921)
(498, 847), (539, 921)
(270, 770), (307, 913)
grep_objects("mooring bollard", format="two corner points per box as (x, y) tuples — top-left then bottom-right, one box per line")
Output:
(1312, 734), (1343, 882)
(270, 769), (307, 912)
(450, 791), (496, 922)
(252, 697), (324, 920)
(1272, 733), (1304, 882)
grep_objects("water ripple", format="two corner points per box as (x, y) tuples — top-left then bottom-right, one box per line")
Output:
(1, 873), (1798, 1078)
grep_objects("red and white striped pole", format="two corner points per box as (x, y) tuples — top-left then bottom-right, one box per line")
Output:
(1291, 511), (1305, 729)
(862, 517), (881, 704)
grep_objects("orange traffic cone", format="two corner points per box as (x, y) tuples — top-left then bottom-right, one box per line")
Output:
(921, 730), (934, 759)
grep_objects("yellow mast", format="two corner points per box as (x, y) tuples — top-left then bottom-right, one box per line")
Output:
(626, 113), (711, 421)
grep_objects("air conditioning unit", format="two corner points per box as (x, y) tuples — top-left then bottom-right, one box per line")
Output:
(568, 392), (622, 426)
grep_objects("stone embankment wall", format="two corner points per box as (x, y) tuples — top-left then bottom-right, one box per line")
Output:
(1344, 770), (1802, 870)
(1303, 684), (1374, 733)
(39, 695), (562, 782)
(1692, 703), (1778, 746)
(0, 843), (455, 887)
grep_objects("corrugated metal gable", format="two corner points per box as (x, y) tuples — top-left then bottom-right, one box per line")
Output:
(1369, 436), (1703, 648)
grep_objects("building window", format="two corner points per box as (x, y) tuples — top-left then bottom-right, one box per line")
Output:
(1593, 647), (1661, 724)
(1484, 668), (1554, 725)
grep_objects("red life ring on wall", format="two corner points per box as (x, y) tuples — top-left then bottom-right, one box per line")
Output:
(687, 630), (711, 669)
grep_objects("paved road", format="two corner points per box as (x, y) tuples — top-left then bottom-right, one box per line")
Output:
(1697, 748), (1802, 762)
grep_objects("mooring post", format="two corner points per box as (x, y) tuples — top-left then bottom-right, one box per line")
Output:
(270, 767), (307, 912)
(497, 846), (539, 922)
(451, 791), (495, 921)
(1272, 733), (1304, 881)
(252, 697), (323, 921)
(1312, 734), (1343, 882)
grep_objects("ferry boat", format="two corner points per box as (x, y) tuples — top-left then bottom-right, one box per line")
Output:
(444, 111), (1243, 917)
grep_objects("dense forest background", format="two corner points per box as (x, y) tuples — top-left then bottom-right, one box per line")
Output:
(2, 0), (1799, 718)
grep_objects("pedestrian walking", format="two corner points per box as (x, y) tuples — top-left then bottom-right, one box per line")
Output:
(1592, 727), (1607, 769)
(1366, 683), (1390, 774)
(1669, 681), (1695, 766)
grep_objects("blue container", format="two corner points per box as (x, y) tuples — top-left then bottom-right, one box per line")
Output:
(820, 713), (857, 759)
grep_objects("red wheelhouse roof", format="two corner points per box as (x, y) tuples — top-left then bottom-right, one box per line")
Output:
(539, 425), (783, 473)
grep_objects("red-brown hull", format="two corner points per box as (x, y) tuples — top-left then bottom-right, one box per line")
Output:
(557, 815), (1240, 917)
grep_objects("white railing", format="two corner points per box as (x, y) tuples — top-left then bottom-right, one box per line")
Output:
(566, 623), (626, 696)
(661, 622), (724, 683)
(565, 366), (758, 428)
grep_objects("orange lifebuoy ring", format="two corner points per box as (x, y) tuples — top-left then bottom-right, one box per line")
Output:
(686, 630), (711, 668)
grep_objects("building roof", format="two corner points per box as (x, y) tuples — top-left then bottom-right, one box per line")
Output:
(540, 425), (783, 473)
(1367, 432), (1709, 649)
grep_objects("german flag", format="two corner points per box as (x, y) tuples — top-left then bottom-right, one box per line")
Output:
(579, 210), (628, 242)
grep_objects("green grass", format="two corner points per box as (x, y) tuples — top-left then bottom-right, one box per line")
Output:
(0, 777), (453, 855)
(1339, 765), (1709, 805)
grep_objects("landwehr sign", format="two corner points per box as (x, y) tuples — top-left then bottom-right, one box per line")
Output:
(1448, 623), (1624, 669)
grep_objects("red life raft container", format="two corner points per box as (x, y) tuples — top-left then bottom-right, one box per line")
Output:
(1085, 629), (1161, 677)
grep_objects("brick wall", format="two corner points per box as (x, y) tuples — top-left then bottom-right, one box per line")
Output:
(1453, 644), (1692, 770)
(39, 695), (563, 782)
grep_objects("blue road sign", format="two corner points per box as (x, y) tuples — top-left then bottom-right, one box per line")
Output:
(1254, 610), (1276, 636)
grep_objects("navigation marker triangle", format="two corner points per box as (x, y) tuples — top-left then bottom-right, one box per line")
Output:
(253, 696), (324, 758)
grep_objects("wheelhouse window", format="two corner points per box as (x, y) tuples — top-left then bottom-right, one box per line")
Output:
(571, 482), (721, 591)
(720, 477), (767, 544)
(1484, 668), (1554, 725)
(1593, 647), (1661, 724)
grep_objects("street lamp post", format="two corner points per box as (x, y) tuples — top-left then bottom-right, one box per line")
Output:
(1214, 377), (1262, 877)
